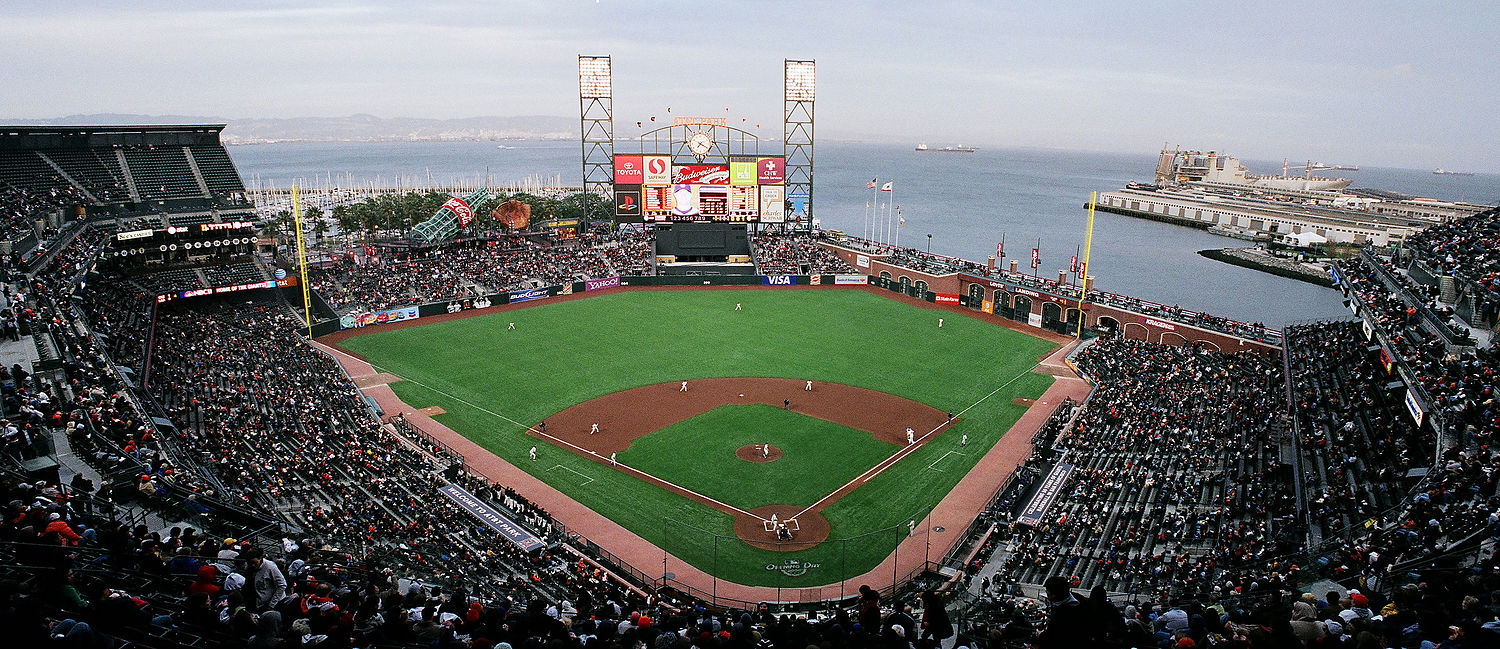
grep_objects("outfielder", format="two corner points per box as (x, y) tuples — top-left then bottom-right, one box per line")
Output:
(508, 322), (515, 330)
(529, 446), (537, 461)
(735, 302), (742, 311)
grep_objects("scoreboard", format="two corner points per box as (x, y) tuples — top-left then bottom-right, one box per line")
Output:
(613, 155), (785, 223)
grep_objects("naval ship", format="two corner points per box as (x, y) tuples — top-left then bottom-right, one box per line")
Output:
(1156, 147), (1352, 191)
(915, 144), (977, 153)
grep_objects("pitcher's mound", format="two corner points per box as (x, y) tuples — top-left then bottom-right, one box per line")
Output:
(734, 505), (830, 551)
(736, 444), (782, 463)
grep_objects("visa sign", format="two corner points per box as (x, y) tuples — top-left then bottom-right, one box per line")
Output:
(762, 275), (795, 285)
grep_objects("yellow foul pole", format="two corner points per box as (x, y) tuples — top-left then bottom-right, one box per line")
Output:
(292, 185), (313, 339)
(1075, 191), (1097, 339)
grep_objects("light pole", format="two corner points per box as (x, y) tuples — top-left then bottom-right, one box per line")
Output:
(927, 233), (932, 253)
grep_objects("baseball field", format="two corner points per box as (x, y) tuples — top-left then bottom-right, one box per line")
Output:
(335, 288), (1056, 587)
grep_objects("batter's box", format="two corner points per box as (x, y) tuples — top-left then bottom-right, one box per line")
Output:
(763, 518), (800, 533)
(545, 464), (596, 486)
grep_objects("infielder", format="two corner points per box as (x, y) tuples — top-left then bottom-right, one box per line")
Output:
(590, 422), (599, 435)
(906, 427), (915, 445)
(610, 452), (617, 465)
(529, 446), (537, 461)
(680, 381), (688, 392)
(804, 380), (812, 391)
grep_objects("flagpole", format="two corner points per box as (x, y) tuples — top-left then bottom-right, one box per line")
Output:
(895, 206), (902, 248)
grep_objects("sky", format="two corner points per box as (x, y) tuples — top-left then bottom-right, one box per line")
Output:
(2, 1), (1497, 172)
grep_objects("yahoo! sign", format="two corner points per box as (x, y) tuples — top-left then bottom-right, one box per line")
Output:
(585, 276), (621, 291)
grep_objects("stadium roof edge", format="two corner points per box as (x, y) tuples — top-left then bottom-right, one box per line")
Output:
(0, 124), (227, 135)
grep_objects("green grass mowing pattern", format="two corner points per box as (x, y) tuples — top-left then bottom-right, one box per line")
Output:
(339, 289), (1057, 586)
(617, 404), (899, 510)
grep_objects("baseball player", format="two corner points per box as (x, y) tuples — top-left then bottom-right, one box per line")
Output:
(508, 322), (515, 330)
(529, 446), (537, 461)
(804, 380), (812, 391)
(590, 423), (599, 435)
(762, 444), (769, 458)
(906, 427), (915, 445)
(680, 381), (688, 392)
(938, 318), (944, 328)
(961, 433), (969, 447)
(783, 398), (790, 409)
(735, 302), (742, 311)
(610, 452), (617, 465)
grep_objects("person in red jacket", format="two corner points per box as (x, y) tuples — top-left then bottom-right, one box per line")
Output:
(188, 565), (221, 598)
(44, 512), (82, 545)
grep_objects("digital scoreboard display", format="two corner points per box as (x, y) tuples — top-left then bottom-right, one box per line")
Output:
(615, 154), (784, 223)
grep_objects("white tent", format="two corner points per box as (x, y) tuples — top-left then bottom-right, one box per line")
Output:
(1287, 231), (1328, 247)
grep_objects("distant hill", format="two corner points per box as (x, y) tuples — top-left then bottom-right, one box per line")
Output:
(0, 113), (576, 144)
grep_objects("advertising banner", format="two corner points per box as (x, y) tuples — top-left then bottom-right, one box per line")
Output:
(672, 165), (730, 185)
(509, 286), (549, 303)
(643, 155), (671, 185)
(759, 185), (785, 223)
(437, 485), (545, 552)
(1142, 317), (1177, 331)
(341, 306), (419, 330)
(809, 275), (822, 285)
(1404, 388), (1426, 428)
(757, 157), (785, 184)
(1017, 462), (1073, 527)
(762, 275), (795, 286)
(585, 276), (621, 291)
(856, 254), (870, 268)
(935, 293), (960, 305)
(982, 300), (994, 314)
(833, 274), (868, 285)
(730, 160), (757, 186)
(613, 156), (644, 184)
(1030, 248), (1040, 270)
(1361, 318), (1373, 340)
(614, 188), (640, 219)
(441, 197), (474, 228)
(1380, 344), (1395, 373)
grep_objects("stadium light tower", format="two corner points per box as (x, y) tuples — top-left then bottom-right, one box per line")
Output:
(579, 55), (614, 224)
(783, 60), (814, 231)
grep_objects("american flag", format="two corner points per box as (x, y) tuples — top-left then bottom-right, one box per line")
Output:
(866, 178), (877, 189)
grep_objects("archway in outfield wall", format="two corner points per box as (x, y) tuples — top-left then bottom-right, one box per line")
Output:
(899, 276), (912, 295)
(1197, 339), (1222, 352)
(1123, 322), (1148, 341)
(968, 284), (984, 309)
(1097, 315), (1121, 338)
(1011, 295), (1032, 322)
(1041, 302), (1062, 328)
(1161, 332), (1188, 347)
(880, 271), (892, 280)
(1064, 308), (1083, 335)
(914, 280), (928, 297)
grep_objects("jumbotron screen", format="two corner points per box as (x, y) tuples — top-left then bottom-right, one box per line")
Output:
(613, 155), (784, 224)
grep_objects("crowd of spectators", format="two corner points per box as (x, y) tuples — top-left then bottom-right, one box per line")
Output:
(750, 233), (857, 274)
(309, 231), (649, 313)
(992, 340), (1298, 602)
(0, 183), (87, 246)
(1405, 206), (1500, 298)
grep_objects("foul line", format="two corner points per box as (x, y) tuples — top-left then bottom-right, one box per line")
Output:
(358, 364), (764, 521)
(790, 361), (1043, 520)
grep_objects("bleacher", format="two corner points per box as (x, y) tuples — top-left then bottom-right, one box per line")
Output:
(121, 147), (204, 202)
(186, 145), (245, 195)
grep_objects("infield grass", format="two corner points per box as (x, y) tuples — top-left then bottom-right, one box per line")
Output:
(618, 404), (898, 510)
(337, 288), (1056, 587)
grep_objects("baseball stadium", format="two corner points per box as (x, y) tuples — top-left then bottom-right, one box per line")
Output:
(1, 54), (1497, 649)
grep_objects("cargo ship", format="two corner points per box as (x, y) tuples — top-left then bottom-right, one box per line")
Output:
(1433, 168), (1476, 176)
(1156, 147), (1351, 191)
(915, 144), (976, 153)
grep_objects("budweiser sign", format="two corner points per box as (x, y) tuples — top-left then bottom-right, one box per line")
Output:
(672, 165), (730, 184)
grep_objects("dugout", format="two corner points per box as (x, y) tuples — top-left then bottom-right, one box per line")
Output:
(653, 222), (756, 276)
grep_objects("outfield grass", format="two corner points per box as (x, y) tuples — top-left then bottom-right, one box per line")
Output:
(618, 404), (898, 510)
(337, 288), (1056, 587)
